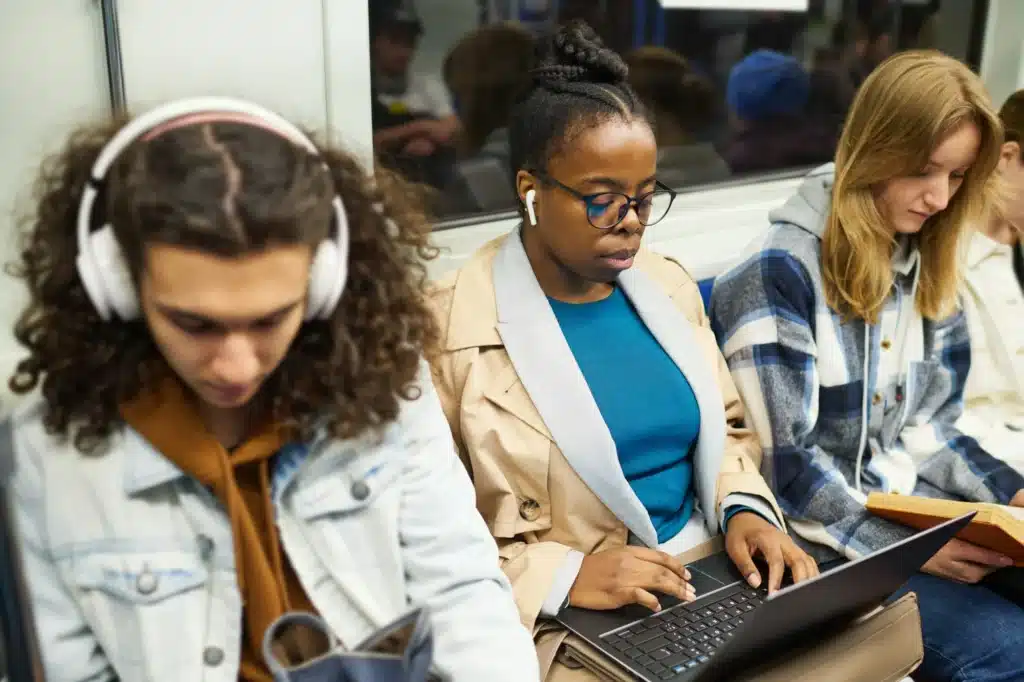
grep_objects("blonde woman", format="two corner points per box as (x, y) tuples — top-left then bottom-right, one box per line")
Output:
(958, 89), (1024, 471)
(710, 51), (1024, 681)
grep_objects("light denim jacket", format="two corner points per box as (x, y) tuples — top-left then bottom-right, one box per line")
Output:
(10, 365), (538, 682)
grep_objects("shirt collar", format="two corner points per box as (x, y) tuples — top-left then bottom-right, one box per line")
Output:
(966, 230), (1014, 270)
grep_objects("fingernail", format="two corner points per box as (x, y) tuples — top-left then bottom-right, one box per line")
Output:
(1000, 556), (1013, 566)
(748, 573), (762, 588)
(654, 602), (662, 612)
(684, 569), (691, 580)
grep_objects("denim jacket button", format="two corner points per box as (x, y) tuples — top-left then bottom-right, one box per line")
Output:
(351, 480), (370, 501)
(197, 534), (215, 561)
(203, 646), (225, 667)
(135, 569), (158, 596)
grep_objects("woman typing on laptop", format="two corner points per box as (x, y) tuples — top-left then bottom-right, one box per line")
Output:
(710, 51), (1024, 681)
(4, 99), (538, 681)
(429, 21), (817, 680)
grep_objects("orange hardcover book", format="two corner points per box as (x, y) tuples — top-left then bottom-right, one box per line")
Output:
(866, 493), (1024, 567)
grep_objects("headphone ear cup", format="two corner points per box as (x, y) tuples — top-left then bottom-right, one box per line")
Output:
(305, 197), (350, 321)
(77, 224), (139, 320)
(305, 240), (342, 321)
(525, 189), (538, 226)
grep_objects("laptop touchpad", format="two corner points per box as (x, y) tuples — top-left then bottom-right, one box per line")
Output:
(686, 552), (745, 594)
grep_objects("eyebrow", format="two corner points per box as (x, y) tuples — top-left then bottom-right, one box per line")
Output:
(157, 299), (304, 326)
(579, 175), (657, 191)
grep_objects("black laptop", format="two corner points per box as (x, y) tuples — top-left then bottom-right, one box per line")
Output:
(558, 513), (974, 682)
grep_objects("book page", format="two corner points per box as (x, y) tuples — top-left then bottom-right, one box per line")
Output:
(1000, 505), (1024, 522)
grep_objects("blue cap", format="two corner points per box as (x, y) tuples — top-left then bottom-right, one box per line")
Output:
(727, 50), (810, 122)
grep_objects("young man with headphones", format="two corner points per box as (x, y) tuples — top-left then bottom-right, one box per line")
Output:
(4, 98), (538, 682)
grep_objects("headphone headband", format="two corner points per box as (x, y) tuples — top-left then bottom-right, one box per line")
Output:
(88, 97), (321, 181)
(76, 96), (349, 322)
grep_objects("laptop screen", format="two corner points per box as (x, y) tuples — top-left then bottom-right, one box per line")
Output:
(0, 416), (45, 681)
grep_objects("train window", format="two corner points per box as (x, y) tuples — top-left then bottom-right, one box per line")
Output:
(364, 0), (990, 224)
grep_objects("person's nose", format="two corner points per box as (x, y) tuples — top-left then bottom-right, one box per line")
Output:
(209, 333), (260, 385)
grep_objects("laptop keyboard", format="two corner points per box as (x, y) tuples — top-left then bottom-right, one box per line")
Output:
(600, 583), (767, 680)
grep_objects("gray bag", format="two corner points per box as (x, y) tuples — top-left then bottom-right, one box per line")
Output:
(263, 607), (435, 682)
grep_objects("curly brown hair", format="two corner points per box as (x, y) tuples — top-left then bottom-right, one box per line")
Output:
(9, 115), (439, 453)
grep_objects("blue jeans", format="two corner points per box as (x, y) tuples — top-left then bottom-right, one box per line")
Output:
(892, 573), (1024, 682)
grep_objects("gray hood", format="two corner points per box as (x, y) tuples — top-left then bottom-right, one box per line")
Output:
(770, 162), (918, 275)
(768, 163), (835, 239)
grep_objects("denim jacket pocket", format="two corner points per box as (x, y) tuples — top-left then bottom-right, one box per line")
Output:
(68, 549), (211, 671)
(292, 444), (406, 520)
(73, 551), (209, 604)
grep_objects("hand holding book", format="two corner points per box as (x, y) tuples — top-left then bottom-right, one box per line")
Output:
(920, 536), (1014, 583)
(866, 491), (1024, 582)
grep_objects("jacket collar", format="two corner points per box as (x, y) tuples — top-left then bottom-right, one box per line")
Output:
(123, 425), (330, 499)
(122, 427), (189, 496)
(966, 230), (1014, 270)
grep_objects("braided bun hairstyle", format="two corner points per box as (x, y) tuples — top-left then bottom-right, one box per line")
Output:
(508, 20), (648, 185)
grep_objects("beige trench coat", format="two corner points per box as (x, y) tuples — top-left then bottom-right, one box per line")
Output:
(429, 232), (785, 679)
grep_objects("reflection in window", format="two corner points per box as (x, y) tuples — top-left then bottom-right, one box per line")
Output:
(365, 0), (989, 223)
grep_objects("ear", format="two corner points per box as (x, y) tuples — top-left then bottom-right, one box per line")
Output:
(1002, 140), (1021, 165)
(516, 169), (537, 205)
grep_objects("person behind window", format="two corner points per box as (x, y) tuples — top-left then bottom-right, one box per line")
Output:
(624, 46), (731, 188)
(906, 0), (942, 50)
(369, 0), (459, 191)
(742, 10), (806, 57)
(851, 6), (896, 86)
(807, 9), (893, 130)
(429, 21), (818, 680)
(6, 101), (539, 682)
(443, 22), (534, 166)
(957, 89), (1024, 472)
(806, 19), (864, 135)
(710, 51), (1024, 682)
(440, 22), (535, 214)
(722, 49), (836, 175)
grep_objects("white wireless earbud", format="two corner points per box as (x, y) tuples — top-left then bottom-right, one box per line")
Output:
(525, 189), (538, 226)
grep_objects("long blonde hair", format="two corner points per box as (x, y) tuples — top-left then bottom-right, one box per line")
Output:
(823, 50), (1003, 323)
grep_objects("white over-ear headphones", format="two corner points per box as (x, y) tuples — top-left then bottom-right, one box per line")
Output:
(76, 96), (350, 322)
(525, 189), (538, 226)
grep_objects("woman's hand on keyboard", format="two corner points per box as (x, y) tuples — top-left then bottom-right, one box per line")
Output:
(725, 512), (819, 594)
(568, 547), (697, 612)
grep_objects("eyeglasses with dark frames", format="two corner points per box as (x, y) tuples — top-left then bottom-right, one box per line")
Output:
(531, 170), (677, 230)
